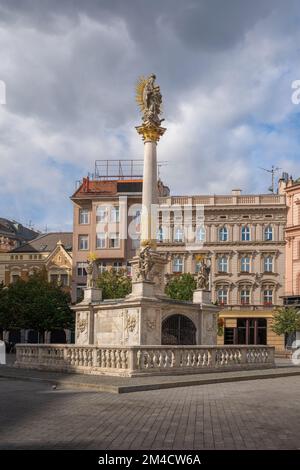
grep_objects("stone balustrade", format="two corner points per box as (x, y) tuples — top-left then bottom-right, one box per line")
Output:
(15, 344), (275, 377)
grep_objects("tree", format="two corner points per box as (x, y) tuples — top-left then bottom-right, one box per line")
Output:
(0, 271), (74, 340)
(165, 273), (196, 302)
(271, 307), (300, 336)
(96, 268), (132, 300)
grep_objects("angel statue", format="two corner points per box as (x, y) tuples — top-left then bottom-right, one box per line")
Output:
(86, 253), (98, 288)
(136, 74), (164, 127)
(196, 259), (211, 290)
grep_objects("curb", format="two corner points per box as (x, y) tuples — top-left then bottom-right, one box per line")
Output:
(1, 367), (300, 394)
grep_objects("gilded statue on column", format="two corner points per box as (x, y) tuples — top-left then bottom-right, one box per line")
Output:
(136, 74), (164, 127)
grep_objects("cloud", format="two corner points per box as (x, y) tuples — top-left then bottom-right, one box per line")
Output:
(0, 0), (300, 230)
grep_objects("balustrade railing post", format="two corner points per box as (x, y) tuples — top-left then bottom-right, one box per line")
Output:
(240, 347), (248, 365)
(38, 346), (43, 365)
(128, 348), (137, 375)
(268, 347), (275, 364)
(210, 348), (216, 368)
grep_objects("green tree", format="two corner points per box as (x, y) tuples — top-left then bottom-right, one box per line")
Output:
(96, 268), (132, 300)
(0, 271), (74, 340)
(271, 307), (300, 336)
(165, 273), (196, 301)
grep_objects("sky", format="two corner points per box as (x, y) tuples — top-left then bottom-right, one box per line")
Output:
(1, 0), (300, 232)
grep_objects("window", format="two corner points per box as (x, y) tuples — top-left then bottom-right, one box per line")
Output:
(173, 257), (183, 273)
(113, 261), (122, 272)
(96, 206), (107, 223)
(264, 255), (273, 272)
(174, 227), (184, 242)
(77, 262), (87, 277)
(240, 288), (250, 305)
(109, 233), (120, 248)
(126, 261), (132, 277)
(263, 289), (273, 306)
(195, 260), (202, 273)
(98, 262), (107, 274)
(157, 226), (164, 242)
(60, 274), (68, 286)
(217, 287), (228, 305)
(264, 225), (273, 241)
(12, 274), (20, 283)
(96, 232), (106, 249)
(219, 227), (228, 242)
(50, 274), (59, 284)
(111, 206), (120, 223)
(76, 284), (86, 301)
(241, 256), (250, 272)
(218, 256), (228, 273)
(79, 208), (89, 225)
(241, 226), (250, 241)
(78, 235), (89, 250)
(196, 226), (205, 242)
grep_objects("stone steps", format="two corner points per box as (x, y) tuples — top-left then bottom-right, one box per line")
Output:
(1, 364), (300, 394)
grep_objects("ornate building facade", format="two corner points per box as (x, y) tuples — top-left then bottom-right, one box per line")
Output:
(156, 191), (286, 351)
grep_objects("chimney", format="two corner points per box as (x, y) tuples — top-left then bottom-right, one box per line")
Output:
(231, 189), (242, 196)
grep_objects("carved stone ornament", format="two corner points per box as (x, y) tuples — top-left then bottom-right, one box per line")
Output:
(125, 312), (137, 333)
(195, 260), (211, 290)
(134, 245), (155, 282)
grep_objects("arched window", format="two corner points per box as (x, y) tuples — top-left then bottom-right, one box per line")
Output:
(241, 226), (250, 241)
(264, 225), (273, 241)
(196, 225), (205, 242)
(219, 226), (228, 242)
(173, 256), (183, 273)
(218, 256), (228, 273)
(240, 256), (250, 272)
(174, 226), (184, 242)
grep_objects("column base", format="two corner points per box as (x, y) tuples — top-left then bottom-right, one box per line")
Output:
(81, 287), (102, 304)
(193, 289), (211, 304)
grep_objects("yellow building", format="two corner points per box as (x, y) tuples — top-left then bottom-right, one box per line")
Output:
(0, 232), (73, 344)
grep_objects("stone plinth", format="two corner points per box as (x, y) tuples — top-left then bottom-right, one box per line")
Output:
(193, 289), (211, 304)
(129, 280), (156, 299)
(82, 287), (102, 304)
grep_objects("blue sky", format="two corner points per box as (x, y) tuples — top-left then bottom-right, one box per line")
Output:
(1, 0), (300, 232)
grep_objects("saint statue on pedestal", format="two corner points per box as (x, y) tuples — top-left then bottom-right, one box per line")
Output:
(196, 259), (211, 290)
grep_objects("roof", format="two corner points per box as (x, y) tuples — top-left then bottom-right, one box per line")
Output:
(0, 218), (39, 242)
(71, 177), (143, 199)
(11, 232), (73, 253)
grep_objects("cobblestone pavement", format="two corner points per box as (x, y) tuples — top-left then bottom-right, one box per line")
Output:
(1, 376), (300, 450)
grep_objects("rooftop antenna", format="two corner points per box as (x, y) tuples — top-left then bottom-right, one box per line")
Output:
(259, 165), (281, 193)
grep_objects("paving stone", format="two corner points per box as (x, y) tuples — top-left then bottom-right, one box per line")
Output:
(1, 375), (300, 449)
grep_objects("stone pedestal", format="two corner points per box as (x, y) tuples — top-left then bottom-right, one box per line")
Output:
(129, 280), (156, 299)
(193, 289), (211, 304)
(82, 287), (102, 304)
